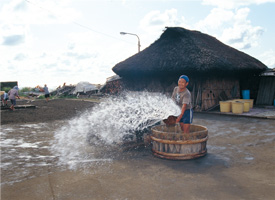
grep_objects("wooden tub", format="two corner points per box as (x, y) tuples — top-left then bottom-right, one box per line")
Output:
(150, 124), (208, 160)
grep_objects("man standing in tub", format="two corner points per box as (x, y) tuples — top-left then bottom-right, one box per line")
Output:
(172, 75), (193, 133)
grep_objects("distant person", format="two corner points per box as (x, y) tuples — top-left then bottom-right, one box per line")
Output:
(43, 84), (50, 102)
(1, 91), (9, 107)
(37, 84), (50, 102)
(171, 75), (193, 133)
(8, 86), (20, 111)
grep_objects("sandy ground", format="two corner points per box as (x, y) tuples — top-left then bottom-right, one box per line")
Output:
(1, 99), (275, 200)
(1, 99), (96, 124)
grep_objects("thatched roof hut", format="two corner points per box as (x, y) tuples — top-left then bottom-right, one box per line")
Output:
(112, 27), (268, 110)
(113, 27), (266, 77)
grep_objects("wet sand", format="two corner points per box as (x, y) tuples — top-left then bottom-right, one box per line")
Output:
(1, 99), (275, 200)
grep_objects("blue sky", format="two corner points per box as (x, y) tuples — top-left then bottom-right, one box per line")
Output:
(1, 0), (275, 89)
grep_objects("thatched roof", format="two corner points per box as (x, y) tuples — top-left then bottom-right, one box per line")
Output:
(113, 27), (267, 77)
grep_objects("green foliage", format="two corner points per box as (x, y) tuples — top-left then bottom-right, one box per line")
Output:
(18, 87), (36, 96)
(38, 95), (45, 99)
(20, 87), (33, 92)
(1, 87), (11, 93)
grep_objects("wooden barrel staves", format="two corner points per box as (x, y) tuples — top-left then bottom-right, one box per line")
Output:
(150, 124), (208, 160)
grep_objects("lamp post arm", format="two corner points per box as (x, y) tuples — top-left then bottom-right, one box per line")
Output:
(120, 32), (141, 52)
(126, 33), (140, 52)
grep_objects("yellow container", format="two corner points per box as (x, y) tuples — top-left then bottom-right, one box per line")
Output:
(233, 99), (254, 109)
(220, 101), (231, 112)
(226, 100), (235, 112)
(247, 99), (254, 109)
(232, 101), (244, 114)
(243, 102), (250, 112)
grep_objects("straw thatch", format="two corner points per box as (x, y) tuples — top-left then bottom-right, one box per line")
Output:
(113, 27), (267, 77)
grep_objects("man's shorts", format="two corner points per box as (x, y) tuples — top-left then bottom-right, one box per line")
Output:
(10, 99), (16, 106)
(179, 109), (193, 124)
(45, 94), (50, 98)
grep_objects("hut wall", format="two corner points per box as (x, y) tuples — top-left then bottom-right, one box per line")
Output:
(118, 76), (240, 111)
(199, 78), (240, 111)
(121, 76), (177, 94)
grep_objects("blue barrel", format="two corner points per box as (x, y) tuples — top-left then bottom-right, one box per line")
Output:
(242, 90), (250, 99)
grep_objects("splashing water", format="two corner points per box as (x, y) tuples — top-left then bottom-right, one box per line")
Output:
(51, 91), (180, 169)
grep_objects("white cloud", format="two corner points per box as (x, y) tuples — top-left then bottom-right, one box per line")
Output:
(220, 8), (264, 49)
(0, 0), (113, 88)
(259, 49), (275, 68)
(0, 0), (81, 47)
(194, 7), (264, 50)
(195, 8), (234, 31)
(139, 9), (188, 47)
(0, 0), (81, 25)
(221, 23), (264, 49)
(139, 6), (265, 51)
(0, 24), (132, 89)
(202, 0), (275, 9)
(2, 35), (25, 45)
(140, 9), (185, 32)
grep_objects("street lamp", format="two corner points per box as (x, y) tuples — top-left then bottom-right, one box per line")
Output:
(120, 32), (141, 53)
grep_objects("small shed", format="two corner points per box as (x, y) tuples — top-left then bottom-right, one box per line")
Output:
(112, 27), (267, 111)
(0, 81), (18, 91)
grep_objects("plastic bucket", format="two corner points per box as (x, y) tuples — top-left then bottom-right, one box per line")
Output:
(237, 99), (252, 110)
(220, 101), (231, 112)
(226, 100), (235, 112)
(247, 99), (254, 108)
(243, 102), (250, 112)
(242, 90), (250, 99)
(234, 99), (253, 109)
(232, 101), (244, 114)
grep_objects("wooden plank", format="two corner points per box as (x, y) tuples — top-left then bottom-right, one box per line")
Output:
(1, 105), (36, 110)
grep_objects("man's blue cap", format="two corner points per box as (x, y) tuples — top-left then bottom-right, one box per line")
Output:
(13, 86), (19, 90)
(179, 75), (189, 83)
